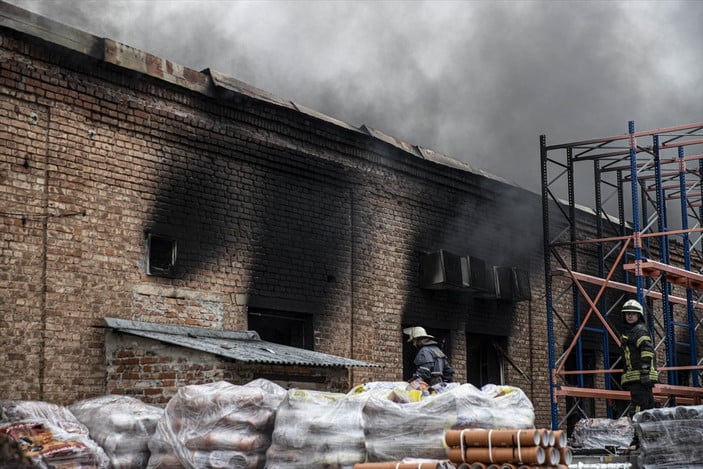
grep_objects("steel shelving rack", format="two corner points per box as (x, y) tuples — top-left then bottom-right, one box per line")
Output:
(541, 121), (703, 430)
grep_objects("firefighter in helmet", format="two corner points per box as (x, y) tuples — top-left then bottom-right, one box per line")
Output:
(404, 326), (454, 385)
(620, 299), (658, 416)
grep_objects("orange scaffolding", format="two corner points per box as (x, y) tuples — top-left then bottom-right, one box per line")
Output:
(540, 121), (703, 429)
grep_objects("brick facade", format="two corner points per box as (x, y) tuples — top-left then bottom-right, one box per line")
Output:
(1, 10), (557, 427)
(105, 331), (349, 404)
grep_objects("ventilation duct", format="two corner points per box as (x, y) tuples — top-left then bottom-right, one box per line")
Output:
(493, 266), (532, 302)
(419, 250), (487, 292)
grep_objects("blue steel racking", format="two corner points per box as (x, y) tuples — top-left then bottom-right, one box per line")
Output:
(540, 121), (703, 430)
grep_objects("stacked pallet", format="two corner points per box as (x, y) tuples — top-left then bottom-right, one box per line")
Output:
(633, 404), (703, 468)
(444, 428), (572, 469)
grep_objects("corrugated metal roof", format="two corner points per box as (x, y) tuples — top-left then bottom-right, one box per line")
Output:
(104, 317), (379, 368)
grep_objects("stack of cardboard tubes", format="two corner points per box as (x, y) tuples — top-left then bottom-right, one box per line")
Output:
(351, 428), (573, 469)
(445, 428), (572, 469)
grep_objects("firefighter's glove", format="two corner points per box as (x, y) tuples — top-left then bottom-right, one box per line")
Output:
(640, 370), (651, 385)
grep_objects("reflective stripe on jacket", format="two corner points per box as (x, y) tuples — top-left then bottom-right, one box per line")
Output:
(621, 322), (658, 385)
(413, 344), (454, 383)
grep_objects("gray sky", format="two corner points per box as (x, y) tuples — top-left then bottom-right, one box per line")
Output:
(7, 0), (703, 194)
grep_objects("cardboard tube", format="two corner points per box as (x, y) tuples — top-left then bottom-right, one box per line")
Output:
(551, 430), (567, 449)
(546, 447), (562, 465)
(559, 447), (573, 465)
(445, 429), (542, 448)
(447, 446), (545, 465)
(537, 429), (551, 447)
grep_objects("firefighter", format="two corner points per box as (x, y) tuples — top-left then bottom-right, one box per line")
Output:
(620, 299), (659, 416)
(403, 326), (454, 385)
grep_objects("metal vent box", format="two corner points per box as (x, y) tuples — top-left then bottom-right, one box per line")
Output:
(419, 250), (487, 291)
(494, 266), (531, 301)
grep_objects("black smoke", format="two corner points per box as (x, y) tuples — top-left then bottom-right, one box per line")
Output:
(8, 0), (703, 197)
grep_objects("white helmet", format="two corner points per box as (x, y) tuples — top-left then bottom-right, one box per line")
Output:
(622, 299), (644, 319)
(403, 326), (434, 342)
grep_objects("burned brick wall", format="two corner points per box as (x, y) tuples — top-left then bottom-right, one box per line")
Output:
(1, 20), (553, 427)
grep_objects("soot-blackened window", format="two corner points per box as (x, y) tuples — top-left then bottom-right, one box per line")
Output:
(146, 233), (176, 276)
(248, 309), (314, 350)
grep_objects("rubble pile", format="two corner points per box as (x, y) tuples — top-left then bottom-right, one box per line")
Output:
(633, 404), (703, 468)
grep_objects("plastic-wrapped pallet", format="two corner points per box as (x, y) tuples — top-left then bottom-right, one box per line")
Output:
(69, 395), (164, 469)
(570, 416), (634, 449)
(265, 389), (370, 468)
(633, 404), (703, 468)
(361, 383), (537, 462)
(1, 400), (90, 435)
(454, 384), (535, 429)
(362, 387), (458, 461)
(0, 400), (110, 468)
(147, 379), (286, 469)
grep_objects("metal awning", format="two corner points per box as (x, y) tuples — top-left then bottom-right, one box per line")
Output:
(104, 317), (379, 368)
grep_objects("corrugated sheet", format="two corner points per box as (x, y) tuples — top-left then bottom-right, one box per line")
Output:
(104, 317), (379, 368)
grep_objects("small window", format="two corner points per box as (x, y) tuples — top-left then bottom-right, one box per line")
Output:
(146, 233), (176, 276)
(248, 309), (313, 350)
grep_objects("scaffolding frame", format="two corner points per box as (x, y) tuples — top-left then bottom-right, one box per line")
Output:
(541, 121), (703, 429)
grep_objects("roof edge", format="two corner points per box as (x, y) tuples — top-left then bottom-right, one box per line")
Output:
(0, 0), (519, 192)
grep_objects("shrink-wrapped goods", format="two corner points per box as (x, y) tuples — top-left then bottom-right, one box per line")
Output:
(1, 400), (89, 435)
(363, 387), (458, 461)
(570, 416), (634, 449)
(362, 383), (535, 462)
(0, 419), (110, 468)
(147, 379), (286, 469)
(633, 404), (703, 468)
(0, 400), (110, 468)
(454, 384), (535, 430)
(265, 389), (369, 468)
(69, 395), (164, 468)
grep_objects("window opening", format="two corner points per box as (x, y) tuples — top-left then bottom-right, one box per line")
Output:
(466, 333), (505, 387)
(146, 233), (176, 276)
(248, 309), (313, 350)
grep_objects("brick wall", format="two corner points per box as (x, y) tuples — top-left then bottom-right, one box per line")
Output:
(2, 21), (563, 429)
(105, 332), (349, 404)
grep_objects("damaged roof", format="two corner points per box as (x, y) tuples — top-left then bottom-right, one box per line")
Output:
(104, 317), (380, 368)
(0, 0), (513, 187)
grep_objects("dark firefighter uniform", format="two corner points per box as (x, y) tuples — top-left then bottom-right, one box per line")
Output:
(412, 340), (455, 385)
(621, 318), (659, 413)
(403, 326), (455, 385)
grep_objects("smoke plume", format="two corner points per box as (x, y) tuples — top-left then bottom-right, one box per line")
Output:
(8, 0), (702, 196)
